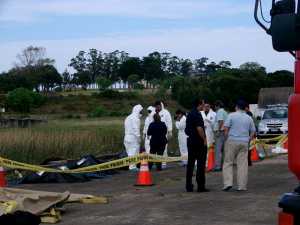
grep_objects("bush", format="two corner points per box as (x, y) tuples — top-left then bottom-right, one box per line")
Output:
(133, 83), (144, 90)
(31, 92), (46, 107)
(98, 90), (121, 98)
(88, 106), (107, 117)
(6, 88), (46, 113)
(98, 90), (138, 99)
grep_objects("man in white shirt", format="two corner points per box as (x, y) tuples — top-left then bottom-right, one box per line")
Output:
(175, 110), (188, 165)
(201, 103), (216, 148)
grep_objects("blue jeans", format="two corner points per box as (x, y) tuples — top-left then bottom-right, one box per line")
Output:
(214, 131), (225, 169)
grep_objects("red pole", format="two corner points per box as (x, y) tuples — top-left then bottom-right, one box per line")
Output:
(295, 51), (300, 93)
(288, 50), (300, 181)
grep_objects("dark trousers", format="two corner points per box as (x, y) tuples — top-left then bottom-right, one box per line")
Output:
(149, 144), (166, 171)
(186, 139), (207, 190)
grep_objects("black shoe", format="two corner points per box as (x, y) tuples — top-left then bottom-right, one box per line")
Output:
(186, 188), (193, 192)
(197, 188), (210, 193)
(222, 186), (232, 192)
(186, 185), (194, 192)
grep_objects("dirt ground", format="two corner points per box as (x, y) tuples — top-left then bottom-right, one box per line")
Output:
(19, 155), (298, 225)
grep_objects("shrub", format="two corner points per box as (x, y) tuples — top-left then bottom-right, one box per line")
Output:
(6, 88), (46, 113)
(133, 83), (144, 90)
(31, 92), (47, 107)
(88, 106), (107, 117)
(98, 90), (121, 98)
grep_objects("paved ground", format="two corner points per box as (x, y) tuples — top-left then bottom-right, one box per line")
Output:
(19, 155), (298, 225)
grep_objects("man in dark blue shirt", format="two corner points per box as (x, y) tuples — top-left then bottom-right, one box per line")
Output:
(147, 113), (168, 171)
(185, 99), (208, 192)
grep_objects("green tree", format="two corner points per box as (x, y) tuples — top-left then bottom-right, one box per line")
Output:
(180, 59), (193, 77)
(127, 74), (140, 89)
(39, 65), (62, 91)
(267, 70), (294, 87)
(240, 62), (266, 74)
(72, 71), (91, 90)
(96, 77), (113, 90)
(6, 88), (46, 113)
(62, 70), (72, 89)
(218, 60), (232, 69)
(118, 57), (142, 82)
(142, 52), (165, 82)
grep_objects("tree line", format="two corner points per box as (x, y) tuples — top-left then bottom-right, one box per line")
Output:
(0, 46), (294, 107)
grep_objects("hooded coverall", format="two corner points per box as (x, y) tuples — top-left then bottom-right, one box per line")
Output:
(143, 106), (155, 153)
(175, 115), (188, 165)
(124, 104), (143, 170)
(158, 103), (173, 168)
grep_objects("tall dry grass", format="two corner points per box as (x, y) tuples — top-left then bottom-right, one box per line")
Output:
(0, 119), (124, 163)
(0, 118), (179, 164)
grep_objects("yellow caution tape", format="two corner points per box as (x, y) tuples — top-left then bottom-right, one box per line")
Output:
(256, 134), (287, 143)
(250, 135), (287, 150)
(0, 135), (287, 174)
(0, 153), (185, 174)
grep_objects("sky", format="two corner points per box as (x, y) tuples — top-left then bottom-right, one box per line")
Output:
(0, 0), (295, 73)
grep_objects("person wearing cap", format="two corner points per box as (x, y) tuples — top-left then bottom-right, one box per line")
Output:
(143, 106), (155, 153)
(222, 100), (256, 192)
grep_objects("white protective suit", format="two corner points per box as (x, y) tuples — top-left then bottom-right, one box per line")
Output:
(175, 115), (188, 165)
(124, 104), (143, 170)
(143, 106), (155, 153)
(159, 103), (173, 167)
(201, 109), (216, 147)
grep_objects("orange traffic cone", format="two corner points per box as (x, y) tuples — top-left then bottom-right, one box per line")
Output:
(0, 167), (7, 187)
(206, 146), (215, 172)
(135, 160), (153, 186)
(251, 145), (260, 162)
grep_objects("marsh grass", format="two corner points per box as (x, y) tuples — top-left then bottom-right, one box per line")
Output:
(0, 118), (179, 164)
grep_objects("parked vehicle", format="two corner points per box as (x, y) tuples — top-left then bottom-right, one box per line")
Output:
(257, 106), (288, 138)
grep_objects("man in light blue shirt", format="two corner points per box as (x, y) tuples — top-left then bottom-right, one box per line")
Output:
(222, 100), (256, 192)
(213, 100), (228, 171)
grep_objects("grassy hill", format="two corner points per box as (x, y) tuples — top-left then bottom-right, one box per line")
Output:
(27, 89), (183, 118)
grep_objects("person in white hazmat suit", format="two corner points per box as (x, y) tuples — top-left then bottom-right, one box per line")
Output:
(175, 110), (188, 165)
(124, 104), (143, 171)
(201, 103), (216, 147)
(143, 106), (155, 153)
(154, 101), (173, 169)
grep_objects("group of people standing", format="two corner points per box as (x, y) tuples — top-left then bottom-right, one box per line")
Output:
(124, 101), (172, 171)
(123, 99), (256, 192)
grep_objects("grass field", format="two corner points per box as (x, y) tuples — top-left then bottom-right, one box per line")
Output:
(0, 117), (180, 164)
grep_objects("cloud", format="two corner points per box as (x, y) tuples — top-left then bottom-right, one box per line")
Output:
(0, 0), (251, 22)
(0, 27), (293, 73)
